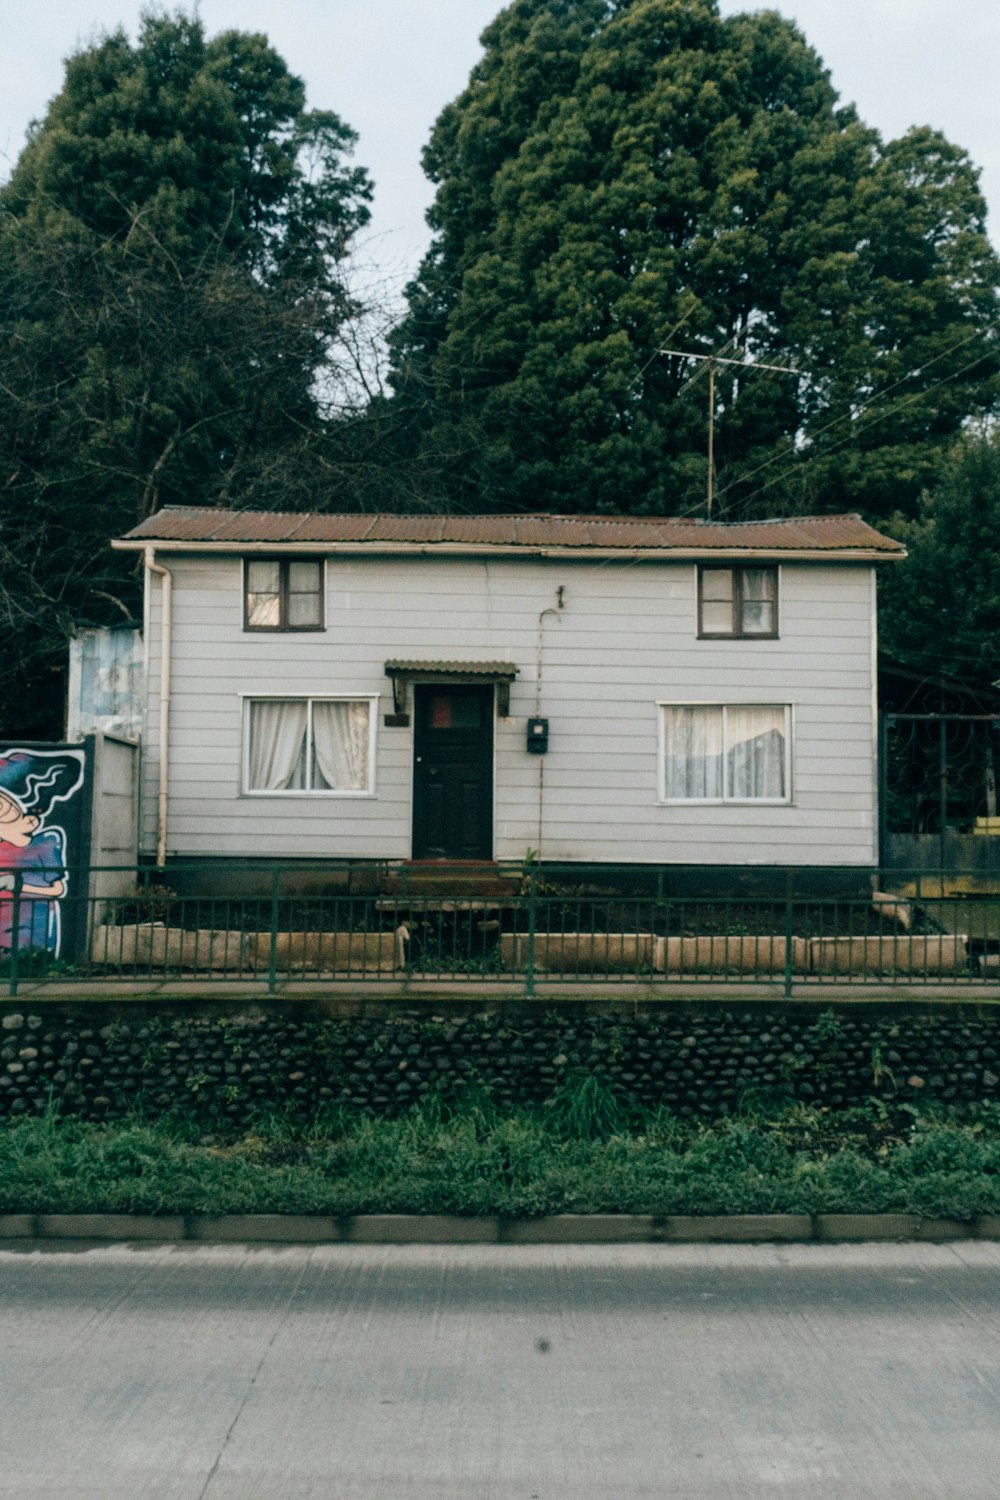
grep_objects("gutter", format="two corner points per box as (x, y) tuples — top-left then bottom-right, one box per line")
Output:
(113, 540), (906, 564)
(144, 546), (173, 868)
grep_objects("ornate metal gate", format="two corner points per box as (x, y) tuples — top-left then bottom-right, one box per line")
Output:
(880, 714), (1000, 871)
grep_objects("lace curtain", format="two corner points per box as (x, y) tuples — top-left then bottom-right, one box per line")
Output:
(247, 700), (370, 791)
(664, 705), (786, 800)
(727, 706), (786, 799)
(312, 701), (370, 791)
(662, 706), (724, 799)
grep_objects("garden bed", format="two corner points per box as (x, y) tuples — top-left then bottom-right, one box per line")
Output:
(89, 923), (971, 978)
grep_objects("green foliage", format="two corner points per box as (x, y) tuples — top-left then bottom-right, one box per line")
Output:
(543, 1068), (628, 1139)
(879, 432), (1000, 690)
(0, 9), (373, 735)
(3, 1096), (1000, 1219)
(391, 0), (998, 520)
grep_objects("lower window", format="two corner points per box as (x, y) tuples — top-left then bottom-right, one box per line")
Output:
(245, 697), (375, 794)
(661, 704), (790, 802)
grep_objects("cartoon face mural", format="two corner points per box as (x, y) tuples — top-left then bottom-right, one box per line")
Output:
(0, 750), (85, 959)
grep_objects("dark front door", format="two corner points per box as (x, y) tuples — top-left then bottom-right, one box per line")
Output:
(412, 684), (494, 859)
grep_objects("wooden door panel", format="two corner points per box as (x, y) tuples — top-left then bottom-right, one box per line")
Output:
(413, 685), (493, 860)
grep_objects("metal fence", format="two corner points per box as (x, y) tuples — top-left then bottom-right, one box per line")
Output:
(1, 862), (999, 996)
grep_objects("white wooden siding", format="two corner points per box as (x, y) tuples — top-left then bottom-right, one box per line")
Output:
(140, 554), (879, 865)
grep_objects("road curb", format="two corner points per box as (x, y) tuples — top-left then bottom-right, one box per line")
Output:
(2, 1212), (1000, 1245)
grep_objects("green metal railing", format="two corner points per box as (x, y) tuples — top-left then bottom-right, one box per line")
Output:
(1, 861), (999, 996)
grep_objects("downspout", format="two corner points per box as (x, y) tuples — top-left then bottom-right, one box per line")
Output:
(535, 586), (565, 857)
(144, 545), (173, 868)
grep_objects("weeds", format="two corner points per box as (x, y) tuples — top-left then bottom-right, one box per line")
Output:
(2, 1096), (1000, 1219)
(543, 1070), (628, 1140)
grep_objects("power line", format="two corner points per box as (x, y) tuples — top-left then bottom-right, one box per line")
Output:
(716, 324), (993, 509)
(723, 341), (998, 518)
(660, 345), (800, 515)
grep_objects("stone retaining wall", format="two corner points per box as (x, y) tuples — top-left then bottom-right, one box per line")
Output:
(1, 1001), (999, 1122)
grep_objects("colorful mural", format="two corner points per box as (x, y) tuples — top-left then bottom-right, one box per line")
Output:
(0, 749), (86, 958)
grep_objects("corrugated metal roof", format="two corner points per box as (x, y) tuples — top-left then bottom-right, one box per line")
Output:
(385, 660), (519, 678)
(117, 507), (905, 555)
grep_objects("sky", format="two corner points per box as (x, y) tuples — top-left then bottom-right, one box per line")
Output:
(0, 0), (997, 303)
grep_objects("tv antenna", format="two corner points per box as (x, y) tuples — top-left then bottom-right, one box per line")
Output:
(660, 346), (800, 516)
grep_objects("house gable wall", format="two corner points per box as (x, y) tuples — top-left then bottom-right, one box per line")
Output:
(141, 552), (877, 865)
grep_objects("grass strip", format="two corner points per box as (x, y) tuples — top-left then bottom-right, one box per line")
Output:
(3, 1082), (1000, 1220)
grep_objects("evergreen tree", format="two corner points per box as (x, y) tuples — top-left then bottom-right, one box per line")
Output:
(391, 0), (999, 517)
(879, 434), (1000, 690)
(0, 10), (373, 736)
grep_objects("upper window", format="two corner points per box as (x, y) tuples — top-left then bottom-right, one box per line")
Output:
(660, 704), (790, 803)
(698, 566), (777, 638)
(244, 558), (324, 631)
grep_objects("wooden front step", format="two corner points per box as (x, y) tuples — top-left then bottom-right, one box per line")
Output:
(384, 862), (521, 899)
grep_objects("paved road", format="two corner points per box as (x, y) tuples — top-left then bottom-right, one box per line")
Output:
(2, 1242), (1000, 1498)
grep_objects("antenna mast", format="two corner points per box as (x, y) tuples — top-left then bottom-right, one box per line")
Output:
(660, 347), (800, 517)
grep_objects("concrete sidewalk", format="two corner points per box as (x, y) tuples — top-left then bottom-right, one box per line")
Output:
(4, 977), (1000, 1005)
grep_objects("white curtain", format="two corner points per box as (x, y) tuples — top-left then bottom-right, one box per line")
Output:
(312, 701), (370, 791)
(248, 700), (307, 790)
(726, 706), (786, 799)
(663, 706), (724, 799)
(740, 569), (776, 635)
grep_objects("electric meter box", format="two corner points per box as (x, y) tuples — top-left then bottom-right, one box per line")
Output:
(526, 717), (549, 754)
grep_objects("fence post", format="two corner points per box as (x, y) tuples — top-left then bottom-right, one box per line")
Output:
(8, 873), (23, 999)
(267, 867), (281, 996)
(525, 866), (537, 999)
(783, 868), (794, 999)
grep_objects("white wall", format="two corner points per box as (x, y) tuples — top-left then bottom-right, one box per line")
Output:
(140, 552), (879, 865)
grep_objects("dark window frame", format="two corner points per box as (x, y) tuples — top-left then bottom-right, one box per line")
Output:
(697, 565), (779, 640)
(243, 556), (326, 633)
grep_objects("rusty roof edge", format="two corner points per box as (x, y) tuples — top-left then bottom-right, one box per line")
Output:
(112, 538), (906, 561)
(117, 507), (898, 535)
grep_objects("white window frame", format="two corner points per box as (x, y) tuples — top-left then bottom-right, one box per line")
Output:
(240, 693), (378, 797)
(657, 702), (793, 805)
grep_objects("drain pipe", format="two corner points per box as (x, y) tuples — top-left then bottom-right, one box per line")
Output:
(535, 586), (565, 856)
(144, 545), (173, 868)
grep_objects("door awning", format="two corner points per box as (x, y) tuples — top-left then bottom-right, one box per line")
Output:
(384, 660), (519, 715)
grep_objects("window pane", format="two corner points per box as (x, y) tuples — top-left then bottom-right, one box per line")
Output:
(248, 700), (308, 789)
(740, 598), (775, 634)
(287, 591), (322, 627)
(246, 592), (281, 627)
(739, 569), (776, 634)
(700, 600), (734, 633)
(247, 561), (281, 594)
(701, 570), (733, 602)
(663, 706), (724, 799)
(312, 701), (370, 791)
(741, 568), (774, 600)
(288, 561), (321, 593)
(726, 706), (786, 799)
(430, 694), (480, 730)
(700, 570), (733, 632)
(451, 696), (482, 729)
(430, 696), (452, 729)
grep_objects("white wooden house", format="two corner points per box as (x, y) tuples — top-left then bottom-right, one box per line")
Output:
(113, 510), (905, 873)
